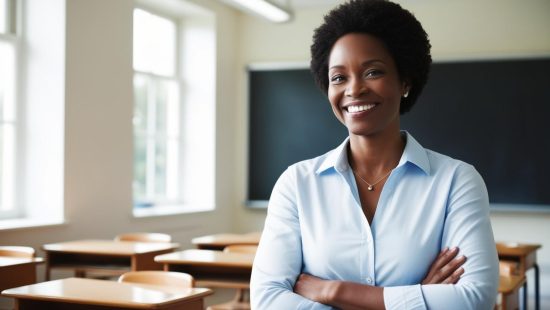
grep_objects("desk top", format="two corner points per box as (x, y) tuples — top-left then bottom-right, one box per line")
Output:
(0, 257), (44, 268)
(191, 232), (260, 249)
(1, 277), (212, 309)
(155, 249), (254, 268)
(42, 240), (179, 256)
(496, 242), (542, 257)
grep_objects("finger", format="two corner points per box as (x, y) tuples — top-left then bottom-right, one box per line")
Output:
(433, 255), (467, 283)
(422, 249), (448, 284)
(443, 267), (465, 284)
(425, 247), (459, 281)
(433, 247), (459, 270)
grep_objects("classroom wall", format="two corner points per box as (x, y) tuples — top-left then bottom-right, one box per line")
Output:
(232, 0), (550, 306)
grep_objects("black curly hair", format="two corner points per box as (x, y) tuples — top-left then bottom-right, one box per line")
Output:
(310, 0), (431, 114)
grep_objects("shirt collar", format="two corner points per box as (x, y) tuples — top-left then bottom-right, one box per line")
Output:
(315, 131), (430, 175)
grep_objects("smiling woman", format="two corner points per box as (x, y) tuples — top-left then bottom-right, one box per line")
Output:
(250, 0), (499, 309)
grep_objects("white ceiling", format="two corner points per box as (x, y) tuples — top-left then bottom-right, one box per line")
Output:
(274, 0), (341, 9)
(219, 0), (341, 11)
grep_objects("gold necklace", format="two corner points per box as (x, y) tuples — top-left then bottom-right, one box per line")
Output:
(351, 168), (393, 191)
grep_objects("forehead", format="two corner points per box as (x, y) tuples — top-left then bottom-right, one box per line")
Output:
(328, 33), (393, 67)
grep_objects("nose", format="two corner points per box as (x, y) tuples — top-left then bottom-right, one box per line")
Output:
(345, 76), (366, 98)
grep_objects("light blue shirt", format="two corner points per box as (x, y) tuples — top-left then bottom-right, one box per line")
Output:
(250, 132), (499, 310)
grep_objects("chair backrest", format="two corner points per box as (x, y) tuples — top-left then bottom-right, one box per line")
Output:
(0, 246), (35, 258)
(114, 232), (172, 243)
(223, 244), (258, 254)
(118, 271), (194, 287)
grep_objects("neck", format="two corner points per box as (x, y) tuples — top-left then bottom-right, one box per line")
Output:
(347, 128), (405, 179)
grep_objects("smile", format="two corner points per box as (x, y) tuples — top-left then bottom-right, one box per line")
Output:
(345, 104), (377, 113)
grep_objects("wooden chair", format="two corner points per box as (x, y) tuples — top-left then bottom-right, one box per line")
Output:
(115, 232), (172, 243)
(118, 271), (194, 288)
(0, 246), (35, 258)
(207, 245), (258, 310)
(76, 233), (172, 278)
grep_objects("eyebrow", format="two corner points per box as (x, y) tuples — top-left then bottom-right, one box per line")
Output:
(329, 59), (386, 71)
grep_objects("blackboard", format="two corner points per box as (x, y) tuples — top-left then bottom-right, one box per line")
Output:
(247, 58), (550, 207)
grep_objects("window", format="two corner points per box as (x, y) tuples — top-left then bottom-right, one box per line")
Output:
(133, 9), (180, 207)
(132, 5), (216, 217)
(0, 0), (65, 229)
(0, 0), (17, 219)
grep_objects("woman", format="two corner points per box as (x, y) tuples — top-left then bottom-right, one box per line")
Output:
(250, 0), (499, 309)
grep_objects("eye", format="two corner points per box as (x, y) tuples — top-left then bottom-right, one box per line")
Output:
(330, 74), (346, 84)
(365, 69), (384, 79)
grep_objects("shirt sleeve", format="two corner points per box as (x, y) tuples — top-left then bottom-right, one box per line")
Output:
(384, 163), (499, 310)
(250, 166), (333, 310)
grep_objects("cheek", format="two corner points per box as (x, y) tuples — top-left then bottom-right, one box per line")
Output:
(327, 88), (344, 122)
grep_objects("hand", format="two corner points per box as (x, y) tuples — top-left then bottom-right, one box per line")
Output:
(293, 273), (334, 304)
(422, 247), (467, 285)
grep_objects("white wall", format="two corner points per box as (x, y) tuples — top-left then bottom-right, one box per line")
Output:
(232, 0), (550, 307)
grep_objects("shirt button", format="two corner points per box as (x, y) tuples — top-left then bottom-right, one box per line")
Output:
(366, 277), (373, 284)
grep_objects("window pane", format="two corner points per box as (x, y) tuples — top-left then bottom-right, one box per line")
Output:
(0, 125), (3, 208)
(0, 40), (15, 213)
(0, 40), (15, 121)
(133, 9), (176, 76)
(133, 74), (149, 134)
(0, 0), (7, 34)
(0, 124), (14, 212)
(155, 79), (179, 135)
(133, 135), (147, 202)
(154, 138), (167, 198)
(0, 0), (15, 35)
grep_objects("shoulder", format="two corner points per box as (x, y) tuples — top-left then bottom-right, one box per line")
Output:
(425, 148), (481, 180)
(423, 148), (489, 207)
(288, 146), (340, 177)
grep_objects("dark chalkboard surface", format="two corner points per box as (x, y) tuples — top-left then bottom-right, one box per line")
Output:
(247, 59), (550, 207)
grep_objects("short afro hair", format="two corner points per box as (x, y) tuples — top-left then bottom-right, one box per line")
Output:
(310, 0), (431, 114)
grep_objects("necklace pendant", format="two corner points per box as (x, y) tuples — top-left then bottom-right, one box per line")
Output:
(367, 185), (374, 191)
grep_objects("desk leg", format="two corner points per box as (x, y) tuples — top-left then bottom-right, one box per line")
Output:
(45, 253), (51, 281)
(534, 263), (540, 310)
(523, 280), (527, 310)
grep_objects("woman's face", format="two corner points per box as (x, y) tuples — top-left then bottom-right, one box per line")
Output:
(327, 33), (407, 137)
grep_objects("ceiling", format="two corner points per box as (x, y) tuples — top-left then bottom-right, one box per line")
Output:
(272, 0), (341, 9)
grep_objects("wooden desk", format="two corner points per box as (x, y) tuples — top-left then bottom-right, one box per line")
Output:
(155, 249), (253, 287)
(43, 240), (179, 280)
(0, 257), (44, 292)
(191, 232), (260, 250)
(1, 277), (212, 310)
(496, 242), (541, 310)
(498, 275), (526, 310)
(156, 249), (254, 309)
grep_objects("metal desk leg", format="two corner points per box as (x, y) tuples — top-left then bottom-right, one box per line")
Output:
(523, 280), (527, 310)
(534, 263), (540, 310)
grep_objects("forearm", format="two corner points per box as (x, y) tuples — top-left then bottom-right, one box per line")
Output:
(327, 281), (385, 310)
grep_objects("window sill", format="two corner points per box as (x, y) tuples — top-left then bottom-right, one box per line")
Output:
(132, 204), (215, 218)
(0, 217), (66, 231)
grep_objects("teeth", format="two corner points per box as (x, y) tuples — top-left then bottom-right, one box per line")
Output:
(347, 104), (376, 113)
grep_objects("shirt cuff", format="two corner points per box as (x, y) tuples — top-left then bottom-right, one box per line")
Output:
(383, 284), (427, 310)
